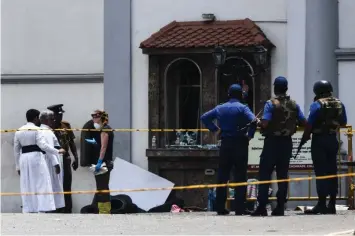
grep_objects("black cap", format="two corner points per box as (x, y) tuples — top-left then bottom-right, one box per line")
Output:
(47, 104), (65, 114)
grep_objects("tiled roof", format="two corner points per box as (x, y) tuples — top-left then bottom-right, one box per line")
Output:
(140, 18), (273, 49)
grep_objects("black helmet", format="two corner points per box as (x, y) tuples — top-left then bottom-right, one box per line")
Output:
(313, 80), (333, 95)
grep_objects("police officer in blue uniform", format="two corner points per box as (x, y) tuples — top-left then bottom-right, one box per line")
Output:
(201, 84), (257, 215)
(251, 76), (306, 216)
(301, 80), (347, 215)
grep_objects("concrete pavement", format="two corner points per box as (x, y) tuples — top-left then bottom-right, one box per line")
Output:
(1, 211), (354, 235)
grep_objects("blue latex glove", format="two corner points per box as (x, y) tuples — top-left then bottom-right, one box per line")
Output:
(95, 159), (103, 172)
(85, 138), (97, 145)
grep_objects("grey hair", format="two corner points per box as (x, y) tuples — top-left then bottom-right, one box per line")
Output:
(39, 110), (54, 122)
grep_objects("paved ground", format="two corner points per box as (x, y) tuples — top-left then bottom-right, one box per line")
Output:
(1, 211), (355, 235)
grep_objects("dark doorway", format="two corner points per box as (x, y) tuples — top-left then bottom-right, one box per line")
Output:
(165, 59), (201, 145)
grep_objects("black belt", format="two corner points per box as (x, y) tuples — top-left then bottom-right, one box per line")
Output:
(22, 145), (46, 154)
(54, 146), (61, 150)
(312, 132), (337, 136)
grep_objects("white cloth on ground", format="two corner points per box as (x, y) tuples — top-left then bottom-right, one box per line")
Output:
(13, 122), (58, 213)
(40, 124), (65, 209)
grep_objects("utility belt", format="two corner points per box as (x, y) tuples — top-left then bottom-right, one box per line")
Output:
(312, 130), (338, 135)
(261, 133), (294, 138)
(260, 128), (296, 138)
(22, 145), (45, 154)
(263, 135), (293, 140)
(312, 127), (338, 135)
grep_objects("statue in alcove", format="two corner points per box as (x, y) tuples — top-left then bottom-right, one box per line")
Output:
(218, 58), (254, 112)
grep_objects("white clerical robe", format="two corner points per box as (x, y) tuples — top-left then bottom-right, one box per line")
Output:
(13, 122), (58, 213)
(40, 124), (65, 209)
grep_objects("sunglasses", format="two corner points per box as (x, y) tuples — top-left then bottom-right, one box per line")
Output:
(91, 113), (101, 118)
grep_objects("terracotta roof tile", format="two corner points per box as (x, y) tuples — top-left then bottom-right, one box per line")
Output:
(140, 18), (273, 49)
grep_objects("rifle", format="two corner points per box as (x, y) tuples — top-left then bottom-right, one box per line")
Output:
(236, 108), (263, 132)
(293, 136), (308, 159)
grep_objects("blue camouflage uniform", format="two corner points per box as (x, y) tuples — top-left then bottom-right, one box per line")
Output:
(251, 76), (306, 216)
(304, 80), (347, 214)
(201, 84), (256, 215)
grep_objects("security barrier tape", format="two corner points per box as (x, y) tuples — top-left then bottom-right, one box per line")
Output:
(0, 128), (353, 133)
(1, 172), (354, 197)
(0, 128), (210, 133)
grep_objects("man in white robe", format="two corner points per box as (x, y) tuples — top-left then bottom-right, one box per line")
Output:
(39, 110), (65, 211)
(13, 109), (66, 213)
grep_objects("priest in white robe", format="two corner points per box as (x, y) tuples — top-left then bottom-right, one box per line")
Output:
(39, 110), (65, 211)
(13, 109), (66, 213)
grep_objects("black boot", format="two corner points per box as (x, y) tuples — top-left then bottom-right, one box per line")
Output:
(251, 206), (268, 217)
(327, 203), (336, 214)
(217, 209), (230, 215)
(327, 197), (336, 214)
(304, 203), (328, 215)
(235, 209), (252, 215)
(271, 204), (285, 216)
(235, 204), (250, 215)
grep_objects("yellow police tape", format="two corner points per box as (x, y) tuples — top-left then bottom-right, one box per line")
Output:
(0, 128), (210, 133)
(1, 128), (355, 133)
(1, 172), (354, 197)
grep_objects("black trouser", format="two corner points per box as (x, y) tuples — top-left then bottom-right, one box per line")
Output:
(216, 137), (249, 213)
(92, 171), (111, 205)
(257, 136), (292, 208)
(63, 156), (72, 213)
(311, 134), (339, 205)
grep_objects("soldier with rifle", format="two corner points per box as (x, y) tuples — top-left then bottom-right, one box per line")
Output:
(299, 80), (347, 215)
(251, 76), (307, 217)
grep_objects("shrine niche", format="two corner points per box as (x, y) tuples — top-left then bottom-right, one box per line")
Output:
(140, 18), (275, 208)
(217, 56), (256, 111)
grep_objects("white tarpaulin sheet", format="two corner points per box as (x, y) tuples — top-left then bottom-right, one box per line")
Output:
(109, 157), (175, 211)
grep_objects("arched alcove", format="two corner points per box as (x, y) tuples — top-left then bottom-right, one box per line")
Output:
(217, 56), (255, 112)
(164, 58), (202, 145)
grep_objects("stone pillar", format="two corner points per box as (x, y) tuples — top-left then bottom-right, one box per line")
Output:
(286, 0), (339, 210)
(104, 0), (132, 162)
(304, 0), (338, 112)
(287, 0), (306, 111)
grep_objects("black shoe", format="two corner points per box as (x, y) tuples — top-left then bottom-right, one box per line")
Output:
(271, 205), (284, 216)
(304, 204), (328, 215)
(235, 209), (251, 216)
(250, 206), (268, 217)
(217, 209), (230, 215)
(64, 208), (72, 214)
(327, 203), (336, 214)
